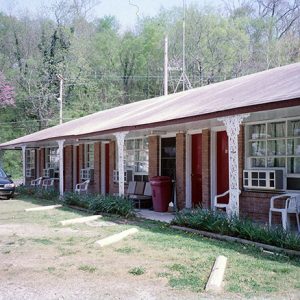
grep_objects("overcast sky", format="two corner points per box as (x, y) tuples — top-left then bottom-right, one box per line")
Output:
(0, 0), (221, 30)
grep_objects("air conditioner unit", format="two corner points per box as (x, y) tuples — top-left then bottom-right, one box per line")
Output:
(80, 168), (94, 181)
(26, 168), (35, 178)
(113, 170), (132, 183)
(43, 168), (54, 178)
(243, 169), (284, 191)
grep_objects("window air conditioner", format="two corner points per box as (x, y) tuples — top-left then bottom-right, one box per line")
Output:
(43, 168), (54, 178)
(80, 168), (94, 181)
(113, 170), (132, 183)
(26, 168), (35, 178)
(243, 169), (284, 191)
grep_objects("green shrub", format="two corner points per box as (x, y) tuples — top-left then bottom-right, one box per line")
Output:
(15, 185), (36, 196)
(63, 192), (91, 209)
(35, 188), (59, 201)
(89, 194), (135, 218)
(172, 209), (300, 251)
(16, 185), (59, 201)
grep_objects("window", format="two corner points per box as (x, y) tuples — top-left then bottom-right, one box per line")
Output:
(161, 137), (176, 180)
(45, 147), (59, 170)
(25, 149), (35, 177)
(121, 138), (148, 181)
(246, 119), (300, 190)
(125, 138), (149, 173)
(84, 144), (94, 169)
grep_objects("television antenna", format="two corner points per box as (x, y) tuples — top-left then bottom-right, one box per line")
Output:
(174, 0), (192, 92)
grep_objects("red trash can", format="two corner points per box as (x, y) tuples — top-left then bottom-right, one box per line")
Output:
(150, 176), (172, 212)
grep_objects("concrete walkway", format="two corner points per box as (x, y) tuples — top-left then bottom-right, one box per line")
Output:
(136, 209), (175, 223)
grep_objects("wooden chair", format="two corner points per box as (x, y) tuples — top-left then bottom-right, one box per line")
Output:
(126, 181), (136, 197)
(269, 194), (300, 232)
(75, 179), (90, 194)
(129, 182), (152, 209)
(30, 177), (43, 187)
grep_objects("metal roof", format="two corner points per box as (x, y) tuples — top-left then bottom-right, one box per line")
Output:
(1, 62), (300, 148)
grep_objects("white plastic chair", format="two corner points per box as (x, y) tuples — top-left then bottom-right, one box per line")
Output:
(30, 177), (43, 187)
(214, 190), (230, 213)
(269, 194), (300, 232)
(75, 180), (90, 194)
(42, 178), (57, 190)
(214, 190), (241, 214)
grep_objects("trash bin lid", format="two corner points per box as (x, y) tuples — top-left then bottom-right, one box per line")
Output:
(150, 176), (172, 183)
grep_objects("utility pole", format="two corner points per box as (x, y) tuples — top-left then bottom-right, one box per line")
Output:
(164, 35), (168, 96)
(57, 74), (64, 125)
(175, 0), (192, 92)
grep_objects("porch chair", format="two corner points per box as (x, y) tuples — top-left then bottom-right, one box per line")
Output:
(30, 177), (43, 187)
(214, 190), (241, 214)
(42, 178), (57, 190)
(125, 181), (137, 197)
(269, 194), (300, 232)
(75, 179), (90, 194)
(129, 182), (152, 209)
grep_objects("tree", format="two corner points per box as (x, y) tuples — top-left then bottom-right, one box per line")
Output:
(0, 71), (15, 107)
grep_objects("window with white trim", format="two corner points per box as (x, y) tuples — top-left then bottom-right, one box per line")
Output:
(45, 147), (59, 170)
(25, 149), (35, 177)
(115, 138), (149, 181)
(246, 118), (300, 190)
(124, 138), (148, 174)
(84, 144), (94, 169)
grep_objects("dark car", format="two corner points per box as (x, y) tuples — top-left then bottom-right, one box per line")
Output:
(0, 168), (15, 199)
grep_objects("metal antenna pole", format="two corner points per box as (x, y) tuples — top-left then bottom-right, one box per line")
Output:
(57, 74), (64, 125)
(174, 0), (192, 93)
(164, 35), (168, 96)
(182, 0), (186, 91)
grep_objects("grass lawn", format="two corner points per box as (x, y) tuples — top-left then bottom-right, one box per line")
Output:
(0, 196), (300, 299)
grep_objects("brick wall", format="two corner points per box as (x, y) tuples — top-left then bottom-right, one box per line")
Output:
(64, 145), (73, 192)
(93, 142), (101, 193)
(240, 191), (284, 224)
(109, 140), (117, 194)
(78, 144), (84, 176)
(39, 148), (45, 177)
(176, 132), (186, 210)
(202, 129), (211, 209)
(148, 135), (159, 179)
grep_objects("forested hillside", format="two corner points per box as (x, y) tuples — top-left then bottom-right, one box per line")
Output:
(0, 0), (300, 176)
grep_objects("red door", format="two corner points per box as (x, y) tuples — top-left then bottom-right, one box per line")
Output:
(217, 131), (229, 203)
(191, 133), (202, 206)
(105, 143), (110, 194)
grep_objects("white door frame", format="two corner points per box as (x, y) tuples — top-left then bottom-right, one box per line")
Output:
(210, 126), (226, 208)
(185, 130), (202, 209)
(101, 142), (109, 195)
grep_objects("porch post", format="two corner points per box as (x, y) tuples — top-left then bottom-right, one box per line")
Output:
(21, 145), (26, 185)
(218, 114), (249, 217)
(114, 132), (128, 196)
(57, 140), (65, 197)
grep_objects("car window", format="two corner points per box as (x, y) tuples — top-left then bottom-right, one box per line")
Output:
(0, 168), (7, 178)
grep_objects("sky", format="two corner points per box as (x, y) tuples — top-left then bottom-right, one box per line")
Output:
(0, 0), (220, 30)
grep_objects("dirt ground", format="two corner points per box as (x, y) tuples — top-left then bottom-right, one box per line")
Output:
(0, 198), (299, 300)
(0, 199), (203, 300)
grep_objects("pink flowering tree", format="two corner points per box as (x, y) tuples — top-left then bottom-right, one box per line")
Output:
(0, 72), (15, 107)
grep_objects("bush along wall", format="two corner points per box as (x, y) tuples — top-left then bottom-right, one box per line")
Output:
(16, 185), (59, 201)
(172, 209), (300, 251)
(63, 192), (135, 218)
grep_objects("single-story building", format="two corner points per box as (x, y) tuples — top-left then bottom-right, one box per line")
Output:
(1, 62), (300, 223)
